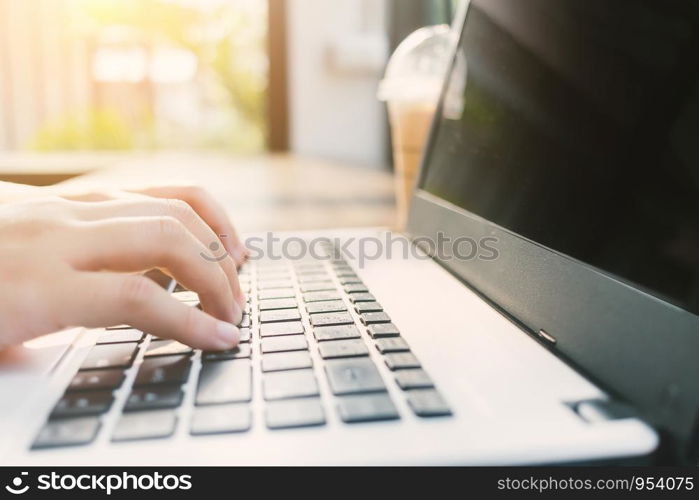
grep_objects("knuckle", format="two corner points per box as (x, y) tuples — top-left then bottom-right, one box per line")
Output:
(28, 196), (72, 215)
(165, 198), (190, 214)
(2, 204), (72, 240)
(182, 185), (211, 210)
(167, 198), (199, 225)
(154, 215), (186, 240)
(183, 185), (206, 200)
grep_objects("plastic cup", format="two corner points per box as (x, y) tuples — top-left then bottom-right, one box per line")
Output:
(378, 25), (452, 229)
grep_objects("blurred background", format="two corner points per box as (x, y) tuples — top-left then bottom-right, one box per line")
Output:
(1, 0), (268, 155)
(0, 0), (456, 228)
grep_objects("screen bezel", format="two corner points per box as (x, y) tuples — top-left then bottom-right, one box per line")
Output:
(407, 0), (699, 461)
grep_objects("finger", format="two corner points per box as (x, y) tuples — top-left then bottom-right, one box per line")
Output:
(67, 197), (245, 308)
(128, 185), (248, 265)
(63, 272), (240, 350)
(48, 186), (147, 203)
(66, 216), (242, 324)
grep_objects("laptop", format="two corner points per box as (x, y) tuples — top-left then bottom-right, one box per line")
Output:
(1, 0), (697, 465)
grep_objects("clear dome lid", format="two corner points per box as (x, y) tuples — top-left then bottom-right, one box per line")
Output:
(378, 24), (452, 103)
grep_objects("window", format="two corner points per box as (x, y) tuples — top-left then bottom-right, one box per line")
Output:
(0, 0), (268, 152)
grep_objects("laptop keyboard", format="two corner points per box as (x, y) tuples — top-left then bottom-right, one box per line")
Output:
(31, 244), (452, 449)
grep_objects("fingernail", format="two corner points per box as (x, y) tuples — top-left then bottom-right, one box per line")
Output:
(216, 321), (239, 348)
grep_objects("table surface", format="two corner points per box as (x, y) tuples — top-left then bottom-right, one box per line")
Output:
(63, 153), (397, 233)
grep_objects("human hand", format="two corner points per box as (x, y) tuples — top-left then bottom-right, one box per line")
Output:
(0, 197), (245, 350)
(0, 181), (249, 267)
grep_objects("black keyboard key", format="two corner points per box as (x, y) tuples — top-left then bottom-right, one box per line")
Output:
(360, 312), (391, 325)
(367, 323), (400, 338)
(145, 339), (193, 357)
(261, 335), (308, 353)
(256, 274), (291, 284)
(309, 311), (354, 327)
(325, 358), (387, 395)
(256, 262), (289, 270)
(263, 369), (319, 400)
(262, 351), (313, 372)
(259, 288), (296, 300)
(318, 339), (369, 359)
(395, 369), (434, 389)
(239, 328), (251, 343)
(338, 276), (362, 285)
(294, 261), (325, 268)
(256, 263), (289, 272)
(257, 270), (293, 288)
(313, 324), (360, 341)
(67, 369), (125, 392)
(124, 386), (184, 411)
(349, 293), (376, 303)
(375, 337), (410, 353)
(354, 302), (383, 313)
(257, 279), (294, 290)
(384, 352), (421, 370)
(337, 393), (400, 423)
(259, 309), (301, 323)
(344, 284), (369, 294)
(297, 274), (330, 283)
(202, 344), (252, 361)
(406, 389), (452, 417)
(258, 298), (297, 311)
(32, 417), (101, 449)
(306, 300), (346, 314)
(134, 355), (192, 386)
(80, 343), (138, 370)
(50, 391), (114, 419)
(334, 268), (356, 277)
(266, 399), (325, 429)
(296, 270), (328, 278)
(295, 266), (326, 274)
(97, 329), (144, 344)
(196, 359), (252, 405)
(260, 321), (304, 337)
(237, 314), (250, 329)
(303, 291), (341, 302)
(112, 410), (177, 442)
(300, 282), (335, 293)
(190, 404), (251, 435)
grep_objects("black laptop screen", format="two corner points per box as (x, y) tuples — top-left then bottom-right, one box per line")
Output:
(420, 0), (699, 313)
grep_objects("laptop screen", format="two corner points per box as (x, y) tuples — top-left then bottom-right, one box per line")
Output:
(420, 0), (699, 314)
